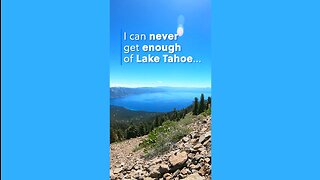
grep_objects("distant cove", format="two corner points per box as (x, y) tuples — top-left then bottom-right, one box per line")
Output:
(110, 89), (211, 112)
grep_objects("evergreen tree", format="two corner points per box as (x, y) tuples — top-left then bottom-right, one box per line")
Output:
(116, 129), (124, 141)
(199, 94), (205, 114)
(138, 123), (145, 136)
(193, 97), (199, 115)
(173, 108), (178, 121)
(184, 109), (188, 118)
(154, 116), (160, 127)
(110, 129), (117, 143)
(159, 117), (165, 125)
(206, 96), (212, 110)
(126, 125), (138, 139)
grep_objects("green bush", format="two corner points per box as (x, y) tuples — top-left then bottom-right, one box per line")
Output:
(201, 108), (211, 116)
(139, 115), (193, 158)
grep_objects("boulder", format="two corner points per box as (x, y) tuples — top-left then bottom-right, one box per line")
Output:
(169, 151), (188, 169)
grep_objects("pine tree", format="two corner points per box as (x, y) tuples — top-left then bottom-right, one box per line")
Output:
(193, 97), (199, 115)
(126, 125), (138, 139)
(138, 123), (145, 136)
(173, 108), (178, 121)
(206, 96), (212, 109)
(159, 117), (165, 125)
(110, 129), (117, 143)
(199, 94), (205, 114)
(154, 116), (160, 127)
(116, 129), (124, 141)
(184, 109), (188, 118)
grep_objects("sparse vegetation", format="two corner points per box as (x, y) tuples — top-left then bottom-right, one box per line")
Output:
(110, 105), (192, 143)
(139, 114), (194, 158)
(110, 94), (212, 144)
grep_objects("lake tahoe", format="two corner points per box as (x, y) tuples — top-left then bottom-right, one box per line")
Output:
(110, 90), (211, 112)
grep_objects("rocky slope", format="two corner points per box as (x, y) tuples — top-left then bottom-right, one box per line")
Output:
(110, 115), (212, 180)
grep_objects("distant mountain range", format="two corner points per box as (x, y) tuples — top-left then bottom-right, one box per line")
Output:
(110, 87), (211, 98)
(110, 87), (165, 98)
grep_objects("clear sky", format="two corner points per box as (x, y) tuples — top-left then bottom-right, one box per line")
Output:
(110, 0), (211, 88)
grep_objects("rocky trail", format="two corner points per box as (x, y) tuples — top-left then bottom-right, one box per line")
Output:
(110, 115), (212, 180)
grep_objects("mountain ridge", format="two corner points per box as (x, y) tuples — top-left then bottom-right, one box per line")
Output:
(110, 87), (211, 99)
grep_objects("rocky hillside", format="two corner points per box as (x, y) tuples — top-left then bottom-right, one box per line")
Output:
(110, 115), (212, 180)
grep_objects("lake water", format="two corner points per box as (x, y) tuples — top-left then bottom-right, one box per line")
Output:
(110, 91), (211, 112)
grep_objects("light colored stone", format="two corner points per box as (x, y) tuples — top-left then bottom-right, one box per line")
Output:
(110, 172), (116, 180)
(144, 177), (154, 180)
(199, 166), (206, 176)
(169, 151), (188, 168)
(183, 173), (205, 180)
(188, 153), (195, 159)
(163, 173), (171, 180)
(190, 132), (198, 139)
(193, 143), (202, 149)
(194, 154), (203, 161)
(198, 147), (206, 152)
(148, 165), (160, 178)
(113, 167), (122, 174)
(205, 131), (211, 138)
(134, 165), (140, 170)
(182, 136), (189, 143)
(190, 139), (198, 144)
(203, 139), (210, 146)
(199, 134), (207, 143)
(189, 163), (201, 170)
(179, 173), (187, 179)
(152, 158), (162, 164)
(180, 167), (188, 175)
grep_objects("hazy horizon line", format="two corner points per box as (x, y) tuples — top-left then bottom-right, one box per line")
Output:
(110, 85), (211, 89)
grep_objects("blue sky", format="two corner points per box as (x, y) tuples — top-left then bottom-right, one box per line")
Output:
(110, 0), (211, 88)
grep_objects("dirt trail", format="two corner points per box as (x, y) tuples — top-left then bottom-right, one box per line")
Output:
(110, 135), (146, 170)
